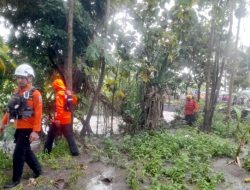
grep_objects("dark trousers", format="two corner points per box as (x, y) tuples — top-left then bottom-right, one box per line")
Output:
(185, 114), (195, 126)
(44, 124), (79, 155)
(13, 129), (42, 182)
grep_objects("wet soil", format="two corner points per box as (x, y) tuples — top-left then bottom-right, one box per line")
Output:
(213, 158), (250, 190)
(78, 162), (128, 190)
(2, 107), (250, 190)
(3, 142), (250, 190)
(16, 150), (129, 190)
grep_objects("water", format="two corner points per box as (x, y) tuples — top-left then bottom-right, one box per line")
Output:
(75, 111), (176, 134)
(45, 111), (176, 135)
(86, 167), (114, 190)
(1, 111), (176, 153)
(163, 111), (176, 123)
(213, 158), (250, 190)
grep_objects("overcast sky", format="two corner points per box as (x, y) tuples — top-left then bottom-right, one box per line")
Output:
(237, 14), (250, 48)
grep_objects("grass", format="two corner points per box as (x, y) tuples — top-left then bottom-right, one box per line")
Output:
(103, 127), (236, 190)
(0, 150), (12, 187)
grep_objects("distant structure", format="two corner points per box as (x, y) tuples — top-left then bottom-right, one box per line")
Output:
(235, 90), (250, 110)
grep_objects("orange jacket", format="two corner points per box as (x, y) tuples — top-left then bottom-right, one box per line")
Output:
(1, 84), (43, 132)
(52, 79), (77, 125)
(184, 99), (199, 115)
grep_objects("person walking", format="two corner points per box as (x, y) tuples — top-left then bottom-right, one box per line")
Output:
(184, 95), (199, 125)
(0, 63), (43, 189)
(44, 78), (79, 156)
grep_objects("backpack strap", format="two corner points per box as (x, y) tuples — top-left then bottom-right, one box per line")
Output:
(23, 87), (36, 100)
(64, 89), (75, 112)
(7, 87), (37, 120)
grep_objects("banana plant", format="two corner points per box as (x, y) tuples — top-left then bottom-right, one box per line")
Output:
(0, 37), (16, 86)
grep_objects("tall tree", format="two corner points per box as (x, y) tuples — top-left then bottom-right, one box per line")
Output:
(65, 0), (74, 90)
(0, 37), (16, 111)
(0, 37), (15, 85)
(0, 0), (106, 86)
(226, 0), (247, 119)
(129, 0), (180, 129)
(202, 0), (235, 131)
(80, 0), (110, 136)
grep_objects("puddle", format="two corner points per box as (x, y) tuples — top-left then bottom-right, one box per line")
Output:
(213, 158), (250, 190)
(163, 111), (176, 123)
(86, 167), (114, 190)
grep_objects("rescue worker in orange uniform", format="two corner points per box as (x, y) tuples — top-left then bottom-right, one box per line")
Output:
(0, 64), (42, 189)
(44, 79), (79, 156)
(184, 95), (199, 125)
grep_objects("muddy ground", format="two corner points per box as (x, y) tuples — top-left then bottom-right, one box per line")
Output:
(2, 109), (250, 189)
(8, 143), (129, 190)
(213, 158), (250, 190)
(6, 139), (250, 190)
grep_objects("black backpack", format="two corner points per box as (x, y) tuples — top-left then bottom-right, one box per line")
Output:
(7, 87), (36, 119)
(64, 89), (74, 112)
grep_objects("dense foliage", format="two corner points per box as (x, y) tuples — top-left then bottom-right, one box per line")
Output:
(103, 127), (236, 190)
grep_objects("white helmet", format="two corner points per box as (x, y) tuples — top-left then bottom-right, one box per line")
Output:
(14, 63), (35, 77)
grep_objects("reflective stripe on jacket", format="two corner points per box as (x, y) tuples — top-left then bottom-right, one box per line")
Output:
(1, 84), (43, 132)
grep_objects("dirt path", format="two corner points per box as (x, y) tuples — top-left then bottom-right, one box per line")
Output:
(7, 146), (129, 190)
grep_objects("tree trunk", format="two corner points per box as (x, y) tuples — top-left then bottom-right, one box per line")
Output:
(64, 0), (74, 90)
(197, 82), (202, 102)
(226, 72), (235, 119)
(80, 0), (110, 137)
(202, 1), (234, 132)
(139, 85), (164, 129)
(208, 44), (225, 125)
(80, 52), (106, 136)
(110, 59), (120, 136)
(203, 8), (215, 132)
(96, 100), (100, 134)
(226, 5), (241, 119)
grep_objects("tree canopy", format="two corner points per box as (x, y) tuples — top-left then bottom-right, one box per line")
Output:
(0, 0), (250, 131)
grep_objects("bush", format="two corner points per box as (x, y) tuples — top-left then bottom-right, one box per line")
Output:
(122, 128), (235, 189)
(212, 112), (236, 138)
